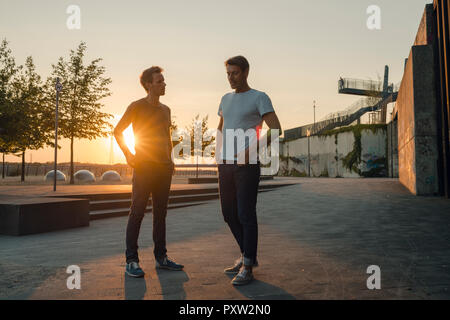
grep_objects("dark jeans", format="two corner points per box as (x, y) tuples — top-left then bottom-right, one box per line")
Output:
(218, 163), (261, 265)
(125, 161), (173, 263)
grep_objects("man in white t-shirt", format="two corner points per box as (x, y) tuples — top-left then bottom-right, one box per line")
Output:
(216, 56), (282, 286)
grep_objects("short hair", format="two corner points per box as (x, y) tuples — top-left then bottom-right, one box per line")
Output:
(225, 56), (249, 72)
(140, 66), (163, 92)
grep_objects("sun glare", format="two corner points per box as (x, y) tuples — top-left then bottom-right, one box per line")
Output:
(112, 125), (136, 157)
(123, 126), (136, 155)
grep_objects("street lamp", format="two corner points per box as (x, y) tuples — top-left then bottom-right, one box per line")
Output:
(313, 100), (316, 134)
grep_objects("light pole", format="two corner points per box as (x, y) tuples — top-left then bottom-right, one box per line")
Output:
(54, 78), (62, 192)
(313, 100), (316, 134)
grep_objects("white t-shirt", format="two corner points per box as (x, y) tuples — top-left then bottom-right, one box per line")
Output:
(217, 89), (275, 161)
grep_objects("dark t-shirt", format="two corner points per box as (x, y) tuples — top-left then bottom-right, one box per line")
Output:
(126, 98), (173, 165)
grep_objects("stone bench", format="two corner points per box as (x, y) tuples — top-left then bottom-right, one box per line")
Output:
(0, 197), (89, 236)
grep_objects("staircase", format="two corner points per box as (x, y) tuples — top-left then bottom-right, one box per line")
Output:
(51, 183), (290, 220)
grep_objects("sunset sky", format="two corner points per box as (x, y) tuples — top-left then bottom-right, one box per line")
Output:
(1, 0), (430, 164)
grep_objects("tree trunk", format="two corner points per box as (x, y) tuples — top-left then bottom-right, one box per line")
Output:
(21, 151), (25, 182)
(70, 136), (74, 184)
(2, 153), (5, 179)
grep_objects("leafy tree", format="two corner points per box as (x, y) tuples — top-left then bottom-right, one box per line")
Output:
(170, 115), (182, 151)
(10, 56), (54, 181)
(0, 39), (20, 177)
(186, 114), (215, 157)
(46, 42), (113, 184)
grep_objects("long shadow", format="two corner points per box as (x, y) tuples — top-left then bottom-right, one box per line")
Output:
(124, 272), (147, 300)
(155, 268), (189, 300)
(225, 274), (296, 300)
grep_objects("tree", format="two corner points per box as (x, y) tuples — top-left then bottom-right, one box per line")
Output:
(46, 42), (113, 184)
(186, 114), (215, 157)
(0, 39), (17, 110)
(9, 56), (54, 181)
(0, 39), (21, 178)
(170, 115), (181, 151)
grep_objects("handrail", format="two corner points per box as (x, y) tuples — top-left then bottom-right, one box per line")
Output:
(320, 96), (382, 121)
(338, 78), (383, 92)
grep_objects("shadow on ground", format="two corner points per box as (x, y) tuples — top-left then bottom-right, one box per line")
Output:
(155, 268), (189, 300)
(225, 274), (296, 300)
(124, 272), (147, 300)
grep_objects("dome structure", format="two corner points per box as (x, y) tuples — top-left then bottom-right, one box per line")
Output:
(74, 170), (96, 182)
(44, 170), (66, 182)
(101, 170), (121, 181)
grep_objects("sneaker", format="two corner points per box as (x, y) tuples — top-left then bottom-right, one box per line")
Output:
(224, 256), (258, 274)
(231, 266), (254, 286)
(156, 256), (184, 271)
(125, 261), (145, 278)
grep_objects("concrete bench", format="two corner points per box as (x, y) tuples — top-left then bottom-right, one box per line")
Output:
(0, 197), (89, 236)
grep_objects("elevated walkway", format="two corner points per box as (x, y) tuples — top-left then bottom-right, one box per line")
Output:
(284, 93), (397, 141)
(338, 78), (394, 96)
(285, 66), (399, 141)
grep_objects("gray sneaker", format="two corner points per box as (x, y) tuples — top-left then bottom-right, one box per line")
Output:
(155, 256), (184, 271)
(224, 256), (258, 274)
(231, 266), (254, 286)
(126, 261), (145, 278)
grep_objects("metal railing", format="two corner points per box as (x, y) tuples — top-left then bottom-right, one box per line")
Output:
(338, 78), (383, 92)
(284, 94), (394, 141)
(320, 96), (382, 121)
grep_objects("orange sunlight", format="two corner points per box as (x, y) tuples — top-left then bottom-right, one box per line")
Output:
(112, 125), (136, 157)
(123, 126), (136, 155)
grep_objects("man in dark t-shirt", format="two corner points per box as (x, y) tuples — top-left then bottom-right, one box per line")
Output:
(114, 66), (183, 278)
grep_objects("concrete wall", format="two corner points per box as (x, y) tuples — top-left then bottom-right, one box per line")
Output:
(397, 44), (439, 195)
(395, 4), (442, 196)
(279, 126), (387, 178)
(414, 4), (434, 46)
(387, 119), (399, 178)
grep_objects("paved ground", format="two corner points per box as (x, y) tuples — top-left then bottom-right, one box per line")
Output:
(1, 177), (450, 300)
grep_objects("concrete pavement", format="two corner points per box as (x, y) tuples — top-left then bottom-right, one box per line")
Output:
(1, 177), (450, 299)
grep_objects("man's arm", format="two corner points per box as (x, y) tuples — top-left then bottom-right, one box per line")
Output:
(215, 115), (224, 164)
(167, 108), (175, 170)
(260, 111), (282, 145)
(114, 105), (136, 168)
(217, 115), (223, 132)
(236, 112), (282, 165)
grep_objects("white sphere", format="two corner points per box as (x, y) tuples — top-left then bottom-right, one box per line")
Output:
(74, 170), (96, 182)
(101, 170), (121, 181)
(44, 170), (66, 182)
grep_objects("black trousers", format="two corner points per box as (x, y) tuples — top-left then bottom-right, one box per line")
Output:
(125, 161), (173, 263)
(218, 163), (261, 264)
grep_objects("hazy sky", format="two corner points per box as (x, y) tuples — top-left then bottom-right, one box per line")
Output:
(0, 0), (430, 164)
